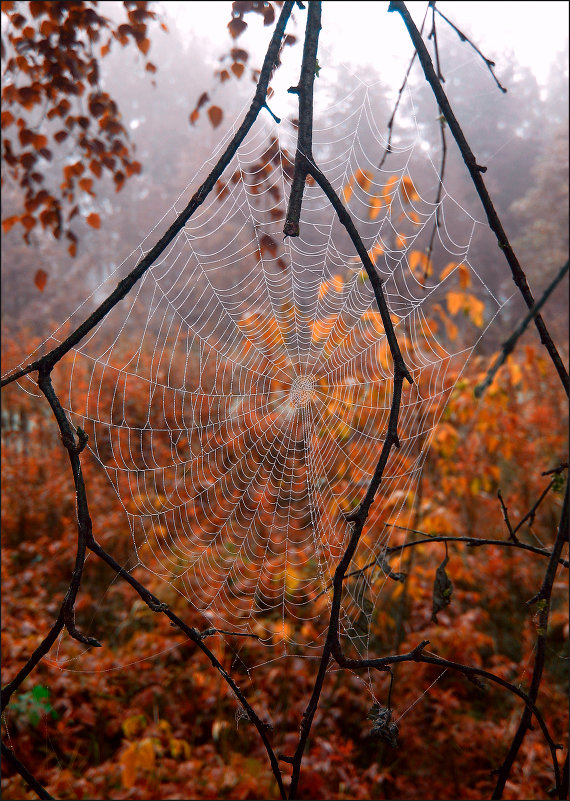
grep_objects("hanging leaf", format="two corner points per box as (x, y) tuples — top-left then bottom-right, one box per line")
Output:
(86, 212), (101, 229)
(368, 704), (399, 747)
(228, 17), (247, 39)
(231, 62), (245, 79)
(34, 269), (48, 291)
(207, 105), (223, 129)
(431, 547), (453, 623)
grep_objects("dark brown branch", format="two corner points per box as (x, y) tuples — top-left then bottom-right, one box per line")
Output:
(315, 527), (569, 597)
(492, 478), (568, 799)
(433, 5), (508, 93)
(389, 1), (569, 398)
(474, 260), (569, 398)
(1, 1), (295, 390)
(498, 489), (518, 543)
(513, 481), (555, 535)
(332, 640), (561, 796)
(422, 3), (448, 286)
(283, 0), (321, 237)
(37, 367), (101, 648)
(85, 538), (286, 799)
(1, 742), (55, 800)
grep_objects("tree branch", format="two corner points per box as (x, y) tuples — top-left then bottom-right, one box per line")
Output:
(492, 478), (569, 799)
(474, 260), (569, 398)
(1, 742), (55, 800)
(1, 1), (295, 390)
(389, 1), (569, 398)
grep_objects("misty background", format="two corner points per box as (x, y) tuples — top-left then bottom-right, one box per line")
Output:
(1, 1), (568, 359)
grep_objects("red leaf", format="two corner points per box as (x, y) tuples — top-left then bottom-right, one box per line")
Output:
(228, 17), (247, 39)
(86, 212), (101, 229)
(207, 106), (223, 129)
(34, 268), (48, 292)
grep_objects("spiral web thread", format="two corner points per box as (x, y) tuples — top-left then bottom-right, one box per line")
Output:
(5, 64), (507, 670)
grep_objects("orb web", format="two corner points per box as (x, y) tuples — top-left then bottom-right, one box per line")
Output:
(4, 62), (507, 661)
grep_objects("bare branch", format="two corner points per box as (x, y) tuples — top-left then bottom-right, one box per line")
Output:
(389, 1), (569, 398)
(475, 260), (569, 398)
(433, 5), (508, 93)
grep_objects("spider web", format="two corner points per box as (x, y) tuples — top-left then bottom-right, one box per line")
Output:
(4, 56), (508, 670)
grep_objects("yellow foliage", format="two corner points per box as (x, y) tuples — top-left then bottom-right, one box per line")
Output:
(119, 737), (156, 789)
(169, 738), (191, 760)
(122, 714), (147, 740)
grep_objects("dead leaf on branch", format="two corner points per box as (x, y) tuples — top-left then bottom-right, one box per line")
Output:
(431, 545), (453, 623)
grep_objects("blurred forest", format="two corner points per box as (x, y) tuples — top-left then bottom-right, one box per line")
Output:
(1, 2), (568, 800)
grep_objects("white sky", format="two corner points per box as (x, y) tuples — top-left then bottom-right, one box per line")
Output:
(165, 1), (569, 87)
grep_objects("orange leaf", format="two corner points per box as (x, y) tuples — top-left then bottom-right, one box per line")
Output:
(382, 175), (399, 204)
(446, 290), (464, 316)
(354, 168), (373, 193)
(369, 195), (383, 220)
(231, 62), (245, 79)
(189, 109), (199, 125)
(86, 213), (101, 229)
(138, 38), (150, 56)
(458, 263), (471, 288)
(207, 105), (223, 129)
(2, 215), (19, 233)
(440, 261), (458, 281)
(34, 268), (47, 291)
(401, 175), (420, 203)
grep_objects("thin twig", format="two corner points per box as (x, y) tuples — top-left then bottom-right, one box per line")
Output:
(498, 489), (518, 543)
(474, 260), (569, 397)
(377, 4), (429, 170)
(433, 5), (508, 93)
(422, 3), (448, 286)
(389, 1), (569, 398)
(492, 478), (568, 799)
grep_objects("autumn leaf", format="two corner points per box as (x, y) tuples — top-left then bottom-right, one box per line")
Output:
(228, 17), (247, 38)
(207, 105), (223, 129)
(369, 195), (383, 220)
(440, 261), (458, 281)
(231, 62), (245, 79)
(432, 548), (453, 623)
(401, 174), (420, 203)
(86, 213), (101, 229)
(354, 168), (373, 193)
(34, 268), (48, 291)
